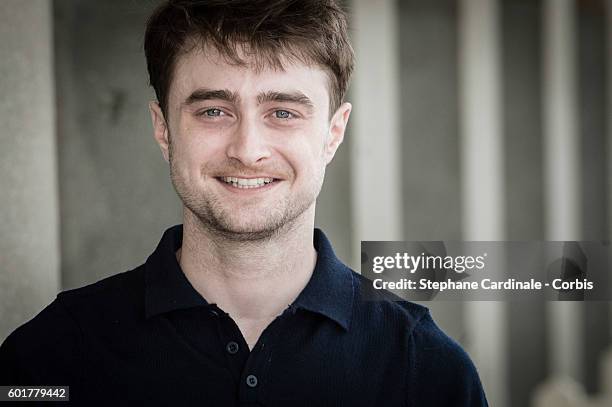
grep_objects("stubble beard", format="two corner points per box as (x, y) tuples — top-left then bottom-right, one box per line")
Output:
(168, 139), (325, 242)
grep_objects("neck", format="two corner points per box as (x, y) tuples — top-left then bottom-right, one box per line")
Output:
(178, 206), (318, 322)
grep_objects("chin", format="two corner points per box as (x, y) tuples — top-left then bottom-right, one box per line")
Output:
(212, 224), (284, 241)
(201, 213), (289, 241)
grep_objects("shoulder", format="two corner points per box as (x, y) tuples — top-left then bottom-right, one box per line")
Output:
(409, 311), (476, 372)
(0, 295), (81, 384)
(350, 270), (430, 334)
(351, 270), (461, 353)
(56, 265), (145, 319)
(350, 271), (488, 406)
(409, 312), (488, 406)
(0, 266), (144, 384)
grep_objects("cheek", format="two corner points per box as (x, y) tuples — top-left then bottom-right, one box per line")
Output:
(291, 131), (329, 175)
(171, 136), (220, 182)
(290, 148), (326, 184)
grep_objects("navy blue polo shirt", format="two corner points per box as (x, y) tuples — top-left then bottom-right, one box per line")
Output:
(0, 225), (488, 406)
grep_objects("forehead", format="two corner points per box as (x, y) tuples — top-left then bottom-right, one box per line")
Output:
(169, 45), (331, 108)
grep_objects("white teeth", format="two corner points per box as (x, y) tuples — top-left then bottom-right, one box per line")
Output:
(220, 176), (275, 188)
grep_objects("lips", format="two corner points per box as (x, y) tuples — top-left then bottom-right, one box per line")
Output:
(215, 176), (281, 190)
(219, 176), (275, 187)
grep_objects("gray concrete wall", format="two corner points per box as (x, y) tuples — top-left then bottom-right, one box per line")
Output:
(315, 133), (353, 267)
(577, 0), (610, 394)
(399, 0), (462, 243)
(501, 1), (548, 406)
(54, 0), (182, 290)
(0, 0), (59, 342)
(398, 0), (465, 347)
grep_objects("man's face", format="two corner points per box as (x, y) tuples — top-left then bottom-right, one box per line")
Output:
(150, 46), (351, 240)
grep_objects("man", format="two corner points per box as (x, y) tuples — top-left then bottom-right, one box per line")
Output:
(0, 1), (488, 405)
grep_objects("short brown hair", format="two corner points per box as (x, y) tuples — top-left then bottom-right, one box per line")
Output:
(144, 0), (354, 119)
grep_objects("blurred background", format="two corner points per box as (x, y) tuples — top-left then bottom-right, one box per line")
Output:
(0, 0), (610, 406)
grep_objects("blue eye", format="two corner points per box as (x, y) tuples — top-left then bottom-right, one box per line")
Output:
(201, 108), (223, 117)
(274, 110), (292, 119)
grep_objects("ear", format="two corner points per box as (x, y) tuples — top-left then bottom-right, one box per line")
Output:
(149, 101), (170, 163)
(324, 102), (352, 165)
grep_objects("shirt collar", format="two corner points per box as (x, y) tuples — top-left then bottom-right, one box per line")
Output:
(291, 229), (354, 331)
(144, 225), (209, 318)
(144, 225), (354, 331)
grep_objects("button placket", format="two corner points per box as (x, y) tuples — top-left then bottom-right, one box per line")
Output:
(210, 306), (249, 384)
(238, 311), (294, 404)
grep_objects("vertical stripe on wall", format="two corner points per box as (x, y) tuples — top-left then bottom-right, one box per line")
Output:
(542, 0), (584, 382)
(578, 0), (610, 394)
(397, 0), (465, 345)
(0, 0), (60, 342)
(458, 1), (507, 406)
(351, 0), (403, 267)
(398, 0), (462, 243)
(607, 0), (612, 347)
(502, 1), (548, 405)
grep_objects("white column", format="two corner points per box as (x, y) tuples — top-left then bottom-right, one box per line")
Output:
(458, 0), (507, 406)
(0, 0), (59, 342)
(351, 0), (403, 267)
(542, 0), (583, 381)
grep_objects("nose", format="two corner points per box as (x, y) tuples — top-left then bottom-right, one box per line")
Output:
(226, 117), (272, 166)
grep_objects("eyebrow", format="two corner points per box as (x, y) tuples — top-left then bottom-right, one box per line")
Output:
(183, 88), (240, 105)
(183, 88), (314, 112)
(256, 91), (314, 111)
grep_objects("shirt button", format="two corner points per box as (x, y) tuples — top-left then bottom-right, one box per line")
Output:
(246, 374), (258, 388)
(209, 309), (219, 316)
(226, 341), (239, 354)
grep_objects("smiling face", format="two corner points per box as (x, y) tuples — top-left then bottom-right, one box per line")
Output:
(149, 45), (351, 241)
